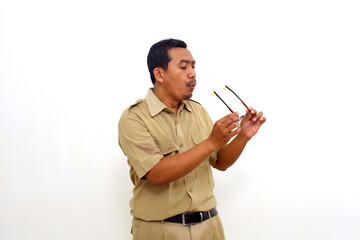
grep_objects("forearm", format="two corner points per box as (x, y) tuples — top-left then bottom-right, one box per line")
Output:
(145, 111), (247, 186)
(215, 133), (250, 171)
(145, 138), (217, 186)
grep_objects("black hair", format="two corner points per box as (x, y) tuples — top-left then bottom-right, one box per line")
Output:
(147, 38), (187, 84)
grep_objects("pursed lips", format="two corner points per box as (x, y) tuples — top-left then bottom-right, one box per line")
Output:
(186, 79), (197, 89)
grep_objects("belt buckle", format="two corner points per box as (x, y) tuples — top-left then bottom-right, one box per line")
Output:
(182, 212), (203, 226)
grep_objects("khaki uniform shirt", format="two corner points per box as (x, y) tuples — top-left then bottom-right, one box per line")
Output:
(118, 89), (219, 221)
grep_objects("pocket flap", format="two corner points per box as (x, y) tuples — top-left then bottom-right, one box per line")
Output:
(191, 133), (205, 145)
(156, 137), (179, 155)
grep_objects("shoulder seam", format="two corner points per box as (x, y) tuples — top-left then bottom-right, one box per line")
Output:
(129, 99), (144, 109)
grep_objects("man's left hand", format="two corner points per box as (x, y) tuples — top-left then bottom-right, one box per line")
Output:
(239, 107), (266, 140)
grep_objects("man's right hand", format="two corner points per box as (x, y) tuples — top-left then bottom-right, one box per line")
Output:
(208, 112), (241, 150)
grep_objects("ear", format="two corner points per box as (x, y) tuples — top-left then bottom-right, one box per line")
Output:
(153, 67), (164, 83)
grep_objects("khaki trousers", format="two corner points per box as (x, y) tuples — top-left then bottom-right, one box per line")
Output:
(132, 215), (225, 240)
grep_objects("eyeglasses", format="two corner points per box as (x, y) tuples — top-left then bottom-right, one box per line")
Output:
(213, 85), (250, 119)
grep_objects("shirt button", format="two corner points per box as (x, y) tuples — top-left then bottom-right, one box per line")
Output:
(180, 144), (183, 148)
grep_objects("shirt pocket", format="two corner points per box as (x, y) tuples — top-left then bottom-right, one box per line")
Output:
(191, 133), (205, 145)
(156, 137), (179, 156)
(191, 133), (210, 168)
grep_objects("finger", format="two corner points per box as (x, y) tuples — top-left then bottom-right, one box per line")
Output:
(219, 112), (240, 126)
(241, 107), (256, 121)
(218, 112), (238, 123)
(250, 107), (257, 116)
(252, 111), (263, 122)
(228, 112), (241, 122)
(242, 108), (252, 120)
(225, 121), (240, 132)
(246, 106), (254, 113)
(255, 115), (266, 125)
(228, 126), (241, 138)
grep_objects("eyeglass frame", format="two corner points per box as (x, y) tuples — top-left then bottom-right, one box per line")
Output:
(213, 85), (251, 119)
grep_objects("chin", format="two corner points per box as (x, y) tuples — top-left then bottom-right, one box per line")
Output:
(183, 93), (193, 100)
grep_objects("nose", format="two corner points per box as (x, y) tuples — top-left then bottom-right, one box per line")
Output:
(188, 68), (196, 79)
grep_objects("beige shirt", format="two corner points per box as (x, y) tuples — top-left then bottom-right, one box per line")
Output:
(118, 89), (218, 221)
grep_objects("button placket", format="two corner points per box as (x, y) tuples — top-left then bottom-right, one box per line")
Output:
(175, 115), (184, 151)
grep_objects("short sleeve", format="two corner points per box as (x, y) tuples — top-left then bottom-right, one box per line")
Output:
(118, 110), (163, 179)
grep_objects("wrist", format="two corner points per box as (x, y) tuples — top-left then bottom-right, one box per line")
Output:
(236, 131), (251, 143)
(203, 137), (220, 153)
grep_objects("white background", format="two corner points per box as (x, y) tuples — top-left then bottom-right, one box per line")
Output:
(1, 0), (360, 239)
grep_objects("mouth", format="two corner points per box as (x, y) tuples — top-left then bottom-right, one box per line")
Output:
(186, 79), (197, 90)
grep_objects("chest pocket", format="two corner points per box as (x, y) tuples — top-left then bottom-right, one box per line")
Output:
(191, 133), (204, 145)
(191, 133), (210, 168)
(156, 137), (179, 156)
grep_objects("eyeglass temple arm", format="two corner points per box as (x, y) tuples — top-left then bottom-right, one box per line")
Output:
(213, 91), (234, 113)
(224, 85), (251, 112)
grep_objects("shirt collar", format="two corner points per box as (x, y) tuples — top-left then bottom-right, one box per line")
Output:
(183, 100), (193, 112)
(145, 88), (192, 117)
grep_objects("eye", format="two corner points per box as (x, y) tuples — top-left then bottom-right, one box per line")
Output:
(180, 66), (187, 70)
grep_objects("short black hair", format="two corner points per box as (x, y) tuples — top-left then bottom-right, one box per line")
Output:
(147, 38), (187, 84)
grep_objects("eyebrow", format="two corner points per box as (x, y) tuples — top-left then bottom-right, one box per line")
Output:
(179, 59), (196, 65)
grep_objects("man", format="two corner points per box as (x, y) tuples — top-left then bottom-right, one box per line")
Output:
(118, 38), (266, 239)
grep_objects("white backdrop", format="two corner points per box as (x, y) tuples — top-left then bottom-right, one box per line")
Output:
(1, 0), (360, 239)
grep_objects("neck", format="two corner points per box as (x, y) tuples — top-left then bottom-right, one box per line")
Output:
(153, 87), (180, 114)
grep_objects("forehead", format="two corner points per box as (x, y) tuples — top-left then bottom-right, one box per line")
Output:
(167, 47), (195, 63)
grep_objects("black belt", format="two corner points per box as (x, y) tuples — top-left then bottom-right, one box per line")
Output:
(164, 208), (218, 226)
